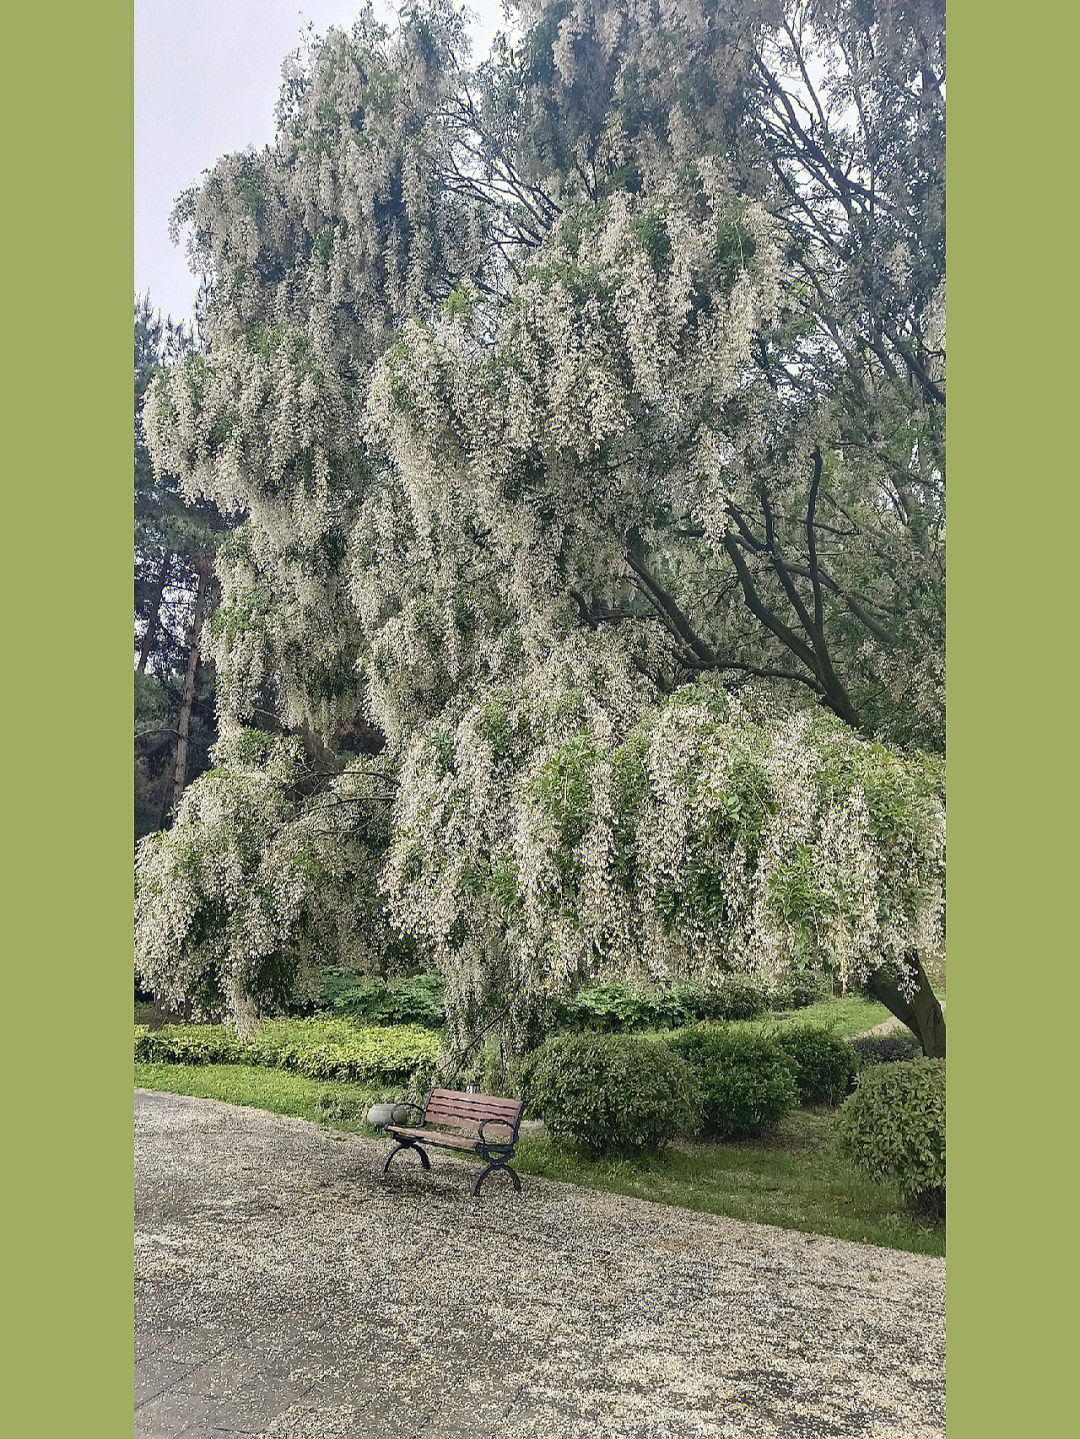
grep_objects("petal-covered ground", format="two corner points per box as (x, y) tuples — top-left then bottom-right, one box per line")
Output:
(135, 1089), (945, 1438)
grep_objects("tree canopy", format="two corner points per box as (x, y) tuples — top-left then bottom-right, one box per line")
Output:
(136, 0), (945, 1051)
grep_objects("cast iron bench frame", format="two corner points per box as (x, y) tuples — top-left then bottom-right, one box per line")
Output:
(382, 1088), (525, 1196)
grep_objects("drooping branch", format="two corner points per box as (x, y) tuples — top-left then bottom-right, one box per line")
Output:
(722, 534), (818, 673)
(568, 588), (637, 630)
(722, 525), (861, 728)
(624, 543), (717, 669)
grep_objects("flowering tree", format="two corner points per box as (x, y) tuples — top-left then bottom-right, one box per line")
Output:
(137, 0), (946, 1052)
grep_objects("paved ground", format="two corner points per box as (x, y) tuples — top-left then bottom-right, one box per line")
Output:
(135, 1090), (946, 1438)
(856, 1001), (946, 1044)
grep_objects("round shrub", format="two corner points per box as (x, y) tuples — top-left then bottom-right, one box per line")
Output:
(776, 1025), (858, 1106)
(702, 976), (769, 1022)
(524, 1034), (702, 1155)
(668, 1026), (797, 1138)
(836, 1058), (945, 1219)
(767, 974), (832, 1012)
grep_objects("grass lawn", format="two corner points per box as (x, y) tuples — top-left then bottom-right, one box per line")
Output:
(515, 1110), (943, 1256)
(769, 993), (890, 1035)
(135, 1060), (387, 1125)
(135, 1058), (943, 1257)
(631, 993), (892, 1045)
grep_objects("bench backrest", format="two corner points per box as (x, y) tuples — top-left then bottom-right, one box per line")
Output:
(422, 1088), (523, 1138)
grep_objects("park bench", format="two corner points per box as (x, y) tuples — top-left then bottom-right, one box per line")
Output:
(382, 1088), (525, 1196)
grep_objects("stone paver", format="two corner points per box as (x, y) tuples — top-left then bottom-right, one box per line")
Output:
(135, 1089), (945, 1437)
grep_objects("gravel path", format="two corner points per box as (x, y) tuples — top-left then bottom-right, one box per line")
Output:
(135, 1089), (945, 1438)
(852, 999), (946, 1043)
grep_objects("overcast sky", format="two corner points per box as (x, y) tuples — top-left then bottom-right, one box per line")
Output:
(136, 1), (508, 323)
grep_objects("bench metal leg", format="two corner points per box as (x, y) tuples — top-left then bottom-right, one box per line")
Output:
(383, 1140), (430, 1174)
(471, 1159), (522, 1196)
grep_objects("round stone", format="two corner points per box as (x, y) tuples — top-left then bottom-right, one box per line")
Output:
(365, 1103), (398, 1128)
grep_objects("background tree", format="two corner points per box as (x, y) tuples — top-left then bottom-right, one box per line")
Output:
(137, 0), (945, 1050)
(134, 296), (225, 837)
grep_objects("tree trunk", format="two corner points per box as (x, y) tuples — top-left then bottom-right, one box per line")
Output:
(867, 955), (946, 1058)
(137, 553), (171, 672)
(170, 565), (209, 815)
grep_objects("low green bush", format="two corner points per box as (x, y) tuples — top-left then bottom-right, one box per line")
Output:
(767, 974), (833, 1011)
(836, 1058), (945, 1219)
(668, 1026), (797, 1138)
(555, 981), (653, 1031)
(850, 1028), (922, 1066)
(776, 1025), (858, 1106)
(134, 1018), (443, 1087)
(310, 969), (446, 1028)
(245, 1018), (443, 1082)
(523, 1033), (702, 1155)
(134, 1024), (242, 1065)
(702, 976), (769, 1022)
(551, 976), (767, 1033)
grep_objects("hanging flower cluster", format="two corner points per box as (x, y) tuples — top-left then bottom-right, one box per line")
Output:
(384, 668), (944, 1045)
(134, 727), (402, 1031)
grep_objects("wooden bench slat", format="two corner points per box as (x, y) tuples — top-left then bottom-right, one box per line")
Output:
(427, 1089), (521, 1112)
(428, 1088), (520, 1105)
(423, 1116), (513, 1131)
(425, 1093), (521, 1121)
(425, 1099), (515, 1112)
(423, 1120), (517, 1135)
(424, 1106), (517, 1124)
(424, 1106), (518, 1120)
(385, 1125), (478, 1150)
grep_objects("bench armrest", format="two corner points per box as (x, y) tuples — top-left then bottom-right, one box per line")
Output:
(390, 1098), (425, 1123)
(477, 1117), (517, 1147)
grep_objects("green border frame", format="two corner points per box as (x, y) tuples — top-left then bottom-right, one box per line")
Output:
(3, 2), (133, 1433)
(3, 0), (1078, 1432)
(950, 2), (1080, 1435)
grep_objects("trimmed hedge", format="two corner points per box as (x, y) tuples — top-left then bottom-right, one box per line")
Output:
(133, 1024), (241, 1065)
(667, 1026), (797, 1138)
(775, 1025), (859, 1106)
(836, 1058), (945, 1219)
(522, 1033), (702, 1155)
(134, 1018), (443, 1085)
